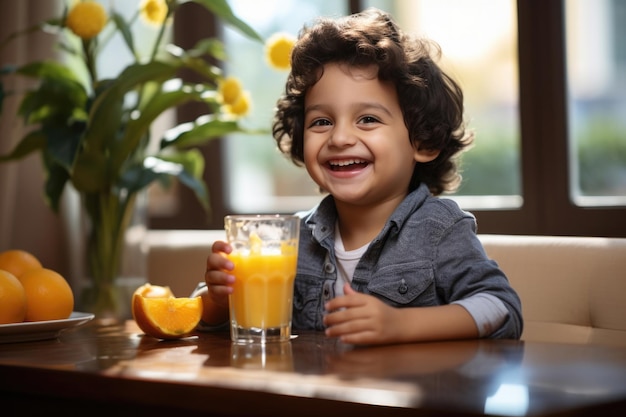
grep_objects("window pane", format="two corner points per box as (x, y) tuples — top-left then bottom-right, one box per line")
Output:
(222, 0), (346, 213)
(566, 0), (626, 206)
(365, 0), (521, 209)
(223, 0), (521, 213)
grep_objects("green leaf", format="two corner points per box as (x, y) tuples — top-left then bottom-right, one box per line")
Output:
(57, 40), (83, 58)
(159, 147), (206, 179)
(45, 121), (85, 170)
(118, 153), (210, 210)
(114, 86), (206, 169)
(165, 47), (222, 80)
(161, 114), (243, 149)
(191, 0), (263, 42)
(15, 61), (88, 125)
(0, 18), (63, 51)
(72, 149), (108, 193)
(85, 61), (178, 152)
(178, 55), (222, 80)
(19, 81), (88, 125)
(17, 60), (83, 83)
(43, 154), (71, 212)
(118, 161), (163, 194)
(0, 130), (46, 162)
(111, 12), (137, 60)
(155, 150), (210, 209)
(175, 166), (210, 211)
(188, 38), (227, 60)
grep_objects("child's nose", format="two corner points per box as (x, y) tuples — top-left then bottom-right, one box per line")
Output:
(328, 122), (357, 147)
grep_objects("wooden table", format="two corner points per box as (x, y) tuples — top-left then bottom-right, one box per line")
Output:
(1, 320), (626, 416)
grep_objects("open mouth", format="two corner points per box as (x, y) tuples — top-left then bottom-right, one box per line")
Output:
(328, 159), (369, 171)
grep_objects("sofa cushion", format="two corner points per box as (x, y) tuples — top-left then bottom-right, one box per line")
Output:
(479, 234), (626, 346)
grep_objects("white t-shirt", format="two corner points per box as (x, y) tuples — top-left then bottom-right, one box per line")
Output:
(333, 223), (368, 296)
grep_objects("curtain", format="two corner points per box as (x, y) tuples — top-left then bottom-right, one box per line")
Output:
(0, 1), (69, 278)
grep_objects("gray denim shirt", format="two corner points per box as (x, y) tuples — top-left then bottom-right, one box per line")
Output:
(293, 183), (523, 339)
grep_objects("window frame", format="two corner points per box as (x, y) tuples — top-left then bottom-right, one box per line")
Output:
(155, 0), (626, 237)
(510, 0), (625, 237)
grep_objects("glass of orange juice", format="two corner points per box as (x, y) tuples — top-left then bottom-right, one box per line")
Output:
(225, 214), (300, 344)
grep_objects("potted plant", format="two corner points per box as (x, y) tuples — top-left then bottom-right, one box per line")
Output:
(0, 0), (264, 320)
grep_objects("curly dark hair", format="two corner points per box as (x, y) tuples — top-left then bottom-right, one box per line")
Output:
(272, 8), (474, 195)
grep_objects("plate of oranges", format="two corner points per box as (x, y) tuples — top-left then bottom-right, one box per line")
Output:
(0, 249), (94, 343)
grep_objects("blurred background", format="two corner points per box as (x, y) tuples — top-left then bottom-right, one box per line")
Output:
(1, 0), (625, 279)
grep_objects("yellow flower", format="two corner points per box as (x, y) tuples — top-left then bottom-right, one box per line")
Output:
(140, 0), (169, 26)
(218, 76), (243, 105)
(65, 1), (108, 40)
(225, 92), (251, 117)
(265, 32), (296, 70)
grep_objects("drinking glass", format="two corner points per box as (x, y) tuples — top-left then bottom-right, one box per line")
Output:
(225, 214), (300, 343)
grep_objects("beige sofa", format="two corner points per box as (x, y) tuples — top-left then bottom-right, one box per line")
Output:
(147, 231), (626, 346)
(479, 234), (626, 347)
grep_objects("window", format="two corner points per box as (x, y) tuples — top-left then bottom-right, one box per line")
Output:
(565, 0), (626, 206)
(222, 0), (523, 212)
(364, 0), (521, 210)
(221, 0), (346, 214)
(162, 0), (626, 237)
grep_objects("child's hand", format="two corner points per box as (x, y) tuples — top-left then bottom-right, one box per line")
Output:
(323, 284), (402, 345)
(204, 240), (235, 309)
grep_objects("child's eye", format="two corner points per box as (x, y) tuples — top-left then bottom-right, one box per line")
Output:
(309, 118), (332, 127)
(359, 115), (380, 124)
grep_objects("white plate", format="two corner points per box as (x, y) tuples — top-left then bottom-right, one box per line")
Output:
(0, 312), (95, 344)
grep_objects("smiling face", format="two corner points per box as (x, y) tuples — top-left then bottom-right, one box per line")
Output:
(303, 63), (435, 210)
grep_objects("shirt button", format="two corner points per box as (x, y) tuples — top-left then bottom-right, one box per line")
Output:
(323, 281), (333, 301)
(324, 263), (335, 274)
(398, 279), (408, 294)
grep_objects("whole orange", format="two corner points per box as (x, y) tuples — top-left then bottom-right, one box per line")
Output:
(0, 249), (42, 279)
(19, 268), (74, 322)
(0, 270), (27, 324)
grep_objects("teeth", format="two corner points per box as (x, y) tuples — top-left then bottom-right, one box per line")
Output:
(329, 159), (367, 167)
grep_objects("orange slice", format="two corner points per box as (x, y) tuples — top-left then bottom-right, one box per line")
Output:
(132, 283), (174, 327)
(133, 295), (203, 340)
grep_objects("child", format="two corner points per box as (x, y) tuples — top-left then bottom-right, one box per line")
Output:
(202, 8), (523, 345)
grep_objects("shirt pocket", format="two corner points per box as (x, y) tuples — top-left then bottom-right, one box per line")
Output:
(293, 275), (324, 330)
(366, 262), (436, 306)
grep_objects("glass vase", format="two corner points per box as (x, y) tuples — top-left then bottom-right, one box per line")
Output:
(78, 190), (148, 324)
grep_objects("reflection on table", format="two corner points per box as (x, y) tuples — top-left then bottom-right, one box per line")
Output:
(1, 320), (626, 417)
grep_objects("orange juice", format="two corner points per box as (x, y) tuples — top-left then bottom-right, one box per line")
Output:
(225, 214), (300, 343)
(228, 252), (297, 329)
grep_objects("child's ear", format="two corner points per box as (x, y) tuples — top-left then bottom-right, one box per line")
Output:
(413, 146), (440, 163)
